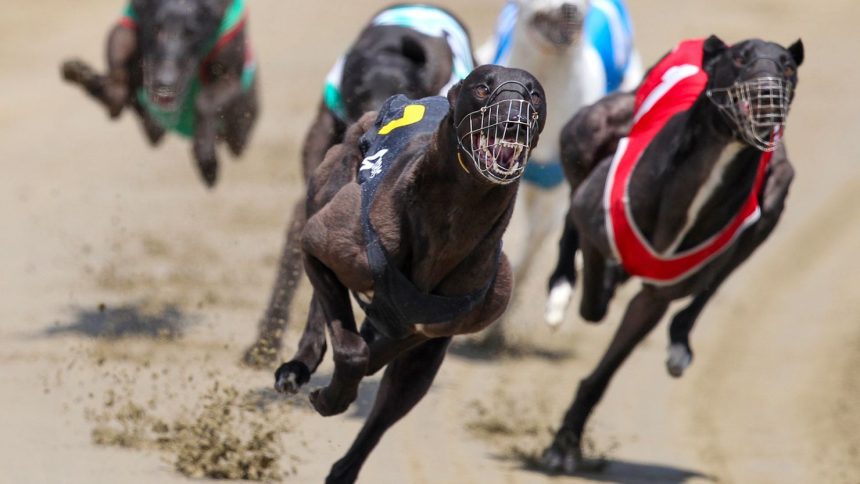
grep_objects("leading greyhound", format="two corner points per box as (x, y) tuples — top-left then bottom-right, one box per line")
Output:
(272, 65), (546, 483)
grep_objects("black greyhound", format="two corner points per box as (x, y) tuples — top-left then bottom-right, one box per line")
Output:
(272, 65), (545, 483)
(61, 0), (258, 187)
(243, 4), (475, 367)
(541, 36), (803, 472)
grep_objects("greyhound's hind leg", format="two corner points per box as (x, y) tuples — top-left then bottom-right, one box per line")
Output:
(326, 337), (450, 484)
(543, 289), (668, 474)
(245, 200), (306, 367)
(129, 101), (166, 145)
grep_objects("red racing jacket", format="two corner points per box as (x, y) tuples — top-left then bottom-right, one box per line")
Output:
(604, 38), (776, 285)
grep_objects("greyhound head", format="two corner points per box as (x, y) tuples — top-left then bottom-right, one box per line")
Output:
(518, 0), (588, 50)
(703, 35), (804, 151)
(134, 0), (228, 110)
(448, 65), (547, 185)
(342, 30), (447, 122)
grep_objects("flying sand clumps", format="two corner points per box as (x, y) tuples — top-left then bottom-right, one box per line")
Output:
(88, 382), (297, 481)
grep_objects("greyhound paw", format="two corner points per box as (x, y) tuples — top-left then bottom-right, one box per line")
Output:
(309, 387), (353, 417)
(61, 59), (93, 84)
(104, 83), (129, 118)
(545, 279), (573, 327)
(273, 361), (310, 394)
(541, 436), (606, 474)
(326, 459), (360, 484)
(194, 154), (219, 188)
(666, 343), (693, 378)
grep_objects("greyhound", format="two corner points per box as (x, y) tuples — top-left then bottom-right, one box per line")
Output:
(242, 4), (475, 367)
(476, 0), (642, 343)
(271, 65), (545, 483)
(541, 36), (803, 472)
(61, 0), (258, 187)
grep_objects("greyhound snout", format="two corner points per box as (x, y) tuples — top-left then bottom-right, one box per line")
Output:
(153, 62), (181, 92)
(561, 3), (579, 24)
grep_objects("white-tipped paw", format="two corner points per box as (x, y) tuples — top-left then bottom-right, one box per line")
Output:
(545, 280), (573, 327)
(666, 343), (692, 378)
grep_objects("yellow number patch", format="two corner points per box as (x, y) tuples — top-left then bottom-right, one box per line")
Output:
(378, 104), (426, 135)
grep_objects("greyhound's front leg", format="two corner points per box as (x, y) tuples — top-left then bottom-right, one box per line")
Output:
(666, 290), (712, 377)
(303, 254), (368, 417)
(578, 239), (614, 323)
(543, 289), (669, 473)
(327, 337), (450, 484)
(194, 79), (242, 187)
(273, 293), (327, 392)
(667, 154), (793, 378)
(61, 24), (137, 118)
(545, 202), (580, 326)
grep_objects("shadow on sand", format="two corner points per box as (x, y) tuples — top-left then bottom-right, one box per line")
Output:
(45, 302), (195, 340)
(511, 454), (714, 484)
(448, 337), (575, 362)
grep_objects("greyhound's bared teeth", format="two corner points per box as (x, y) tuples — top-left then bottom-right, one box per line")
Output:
(513, 144), (523, 160)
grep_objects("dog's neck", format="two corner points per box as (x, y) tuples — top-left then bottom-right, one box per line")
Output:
(402, 116), (518, 291)
(647, 95), (762, 254)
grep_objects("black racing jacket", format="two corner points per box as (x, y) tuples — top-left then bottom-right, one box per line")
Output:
(354, 94), (500, 339)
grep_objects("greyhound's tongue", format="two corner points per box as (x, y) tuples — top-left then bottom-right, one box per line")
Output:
(155, 93), (176, 107)
(496, 145), (516, 169)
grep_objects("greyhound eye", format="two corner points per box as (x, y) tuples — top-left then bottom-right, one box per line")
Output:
(530, 92), (542, 106)
(733, 52), (746, 68)
(474, 85), (489, 99)
(783, 64), (796, 77)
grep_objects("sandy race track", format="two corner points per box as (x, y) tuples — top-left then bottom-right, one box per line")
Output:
(1, 0), (859, 483)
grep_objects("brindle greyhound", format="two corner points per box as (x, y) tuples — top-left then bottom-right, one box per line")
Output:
(541, 36), (803, 472)
(243, 4), (475, 367)
(272, 65), (545, 483)
(61, 0), (258, 187)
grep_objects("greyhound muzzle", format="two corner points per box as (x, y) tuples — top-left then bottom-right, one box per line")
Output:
(456, 82), (540, 185)
(707, 76), (792, 152)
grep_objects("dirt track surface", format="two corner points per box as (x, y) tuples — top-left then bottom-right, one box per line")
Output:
(2, 0), (859, 483)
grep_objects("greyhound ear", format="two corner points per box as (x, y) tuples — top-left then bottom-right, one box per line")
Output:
(446, 81), (462, 109)
(131, 0), (149, 13)
(788, 39), (804, 66)
(202, 0), (230, 18)
(702, 35), (729, 65)
(401, 36), (427, 67)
